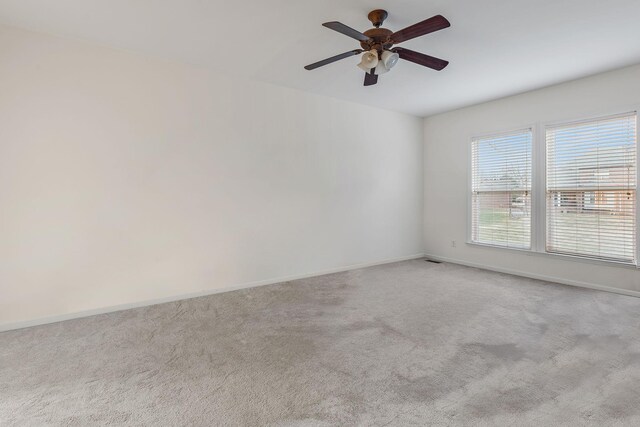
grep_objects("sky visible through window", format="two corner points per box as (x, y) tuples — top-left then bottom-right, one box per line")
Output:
(474, 131), (531, 190)
(548, 117), (636, 174)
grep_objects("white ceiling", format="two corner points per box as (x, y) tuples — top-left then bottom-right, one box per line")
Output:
(1, 0), (640, 117)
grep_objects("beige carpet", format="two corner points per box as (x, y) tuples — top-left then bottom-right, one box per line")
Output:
(2, 260), (640, 426)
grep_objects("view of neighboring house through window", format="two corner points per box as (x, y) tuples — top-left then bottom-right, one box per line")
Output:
(471, 129), (532, 249)
(546, 113), (637, 263)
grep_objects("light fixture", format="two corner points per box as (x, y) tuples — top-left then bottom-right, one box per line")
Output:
(362, 50), (399, 75)
(380, 50), (399, 70)
(357, 49), (379, 71)
(375, 63), (389, 75)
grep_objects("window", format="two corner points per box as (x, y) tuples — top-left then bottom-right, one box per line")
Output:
(546, 113), (637, 263)
(471, 129), (532, 249)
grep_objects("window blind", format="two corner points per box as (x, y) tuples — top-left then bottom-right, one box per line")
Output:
(471, 130), (532, 249)
(546, 112), (637, 263)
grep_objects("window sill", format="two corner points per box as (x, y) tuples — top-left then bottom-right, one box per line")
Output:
(466, 241), (638, 270)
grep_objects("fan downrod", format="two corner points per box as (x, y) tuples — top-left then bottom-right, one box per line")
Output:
(367, 9), (388, 28)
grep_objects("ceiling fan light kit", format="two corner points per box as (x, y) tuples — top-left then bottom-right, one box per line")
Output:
(375, 62), (389, 75)
(381, 50), (399, 69)
(305, 9), (451, 86)
(357, 49), (379, 71)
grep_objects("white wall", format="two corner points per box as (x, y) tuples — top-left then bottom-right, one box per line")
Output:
(424, 64), (640, 295)
(0, 26), (424, 329)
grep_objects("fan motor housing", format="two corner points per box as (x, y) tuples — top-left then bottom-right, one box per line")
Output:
(361, 28), (394, 51)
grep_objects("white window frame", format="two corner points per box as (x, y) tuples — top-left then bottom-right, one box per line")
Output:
(467, 125), (535, 251)
(540, 109), (640, 266)
(467, 106), (640, 269)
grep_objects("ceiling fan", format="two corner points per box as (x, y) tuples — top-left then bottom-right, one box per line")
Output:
(305, 9), (450, 86)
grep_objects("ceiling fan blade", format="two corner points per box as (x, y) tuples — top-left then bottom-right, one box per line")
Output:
(391, 15), (450, 44)
(304, 50), (364, 70)
(364, 70), (378, 86)
(323, 21), (370, 42)
(394, 47), (449, 71)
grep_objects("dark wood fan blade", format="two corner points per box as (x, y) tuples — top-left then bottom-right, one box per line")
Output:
(364, 70), (378, 86)
(391, 15), (450, 44)
(304, 50), (363, 70)
(394, 47), (449, 71)
(323, 21), (370, 42)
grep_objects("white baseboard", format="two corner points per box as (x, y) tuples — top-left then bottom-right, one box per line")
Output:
(425, 253), (640, 299)
(0, 253), (426, 333)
